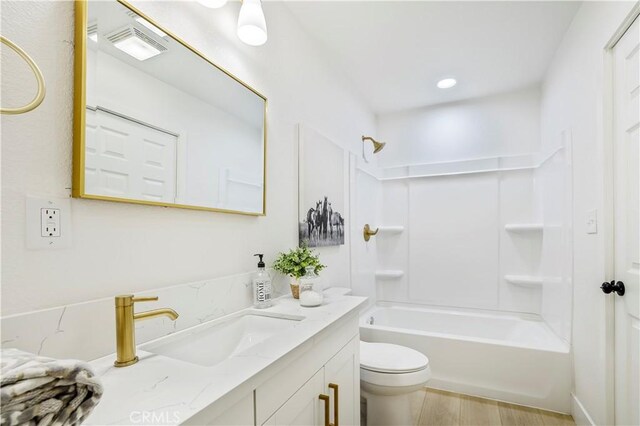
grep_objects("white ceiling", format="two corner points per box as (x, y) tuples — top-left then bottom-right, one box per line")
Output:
(285, 1), (581, 114)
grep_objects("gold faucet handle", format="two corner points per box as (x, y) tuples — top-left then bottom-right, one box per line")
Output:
(132, 296), (159, 303)
(114, 295), (159, 307)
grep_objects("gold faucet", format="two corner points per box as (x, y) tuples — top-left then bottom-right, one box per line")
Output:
(114, 295), (179, 367)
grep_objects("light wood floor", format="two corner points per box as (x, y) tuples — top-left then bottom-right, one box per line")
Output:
(416, 388), (575, 426)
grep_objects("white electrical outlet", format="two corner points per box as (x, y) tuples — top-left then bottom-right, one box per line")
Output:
(27, 196), (72, 249)
(41, 208), (61, 237)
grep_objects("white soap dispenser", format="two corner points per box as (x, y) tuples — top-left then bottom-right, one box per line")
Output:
(252, 254), (273, 308)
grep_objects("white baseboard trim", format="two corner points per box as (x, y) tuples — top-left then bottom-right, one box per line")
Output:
(571, 393), (596, 426)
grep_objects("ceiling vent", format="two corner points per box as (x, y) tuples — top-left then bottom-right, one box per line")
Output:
(105, 24), (167, 61)
(87, 21), (98, 42)
(124, 10), (168, 38)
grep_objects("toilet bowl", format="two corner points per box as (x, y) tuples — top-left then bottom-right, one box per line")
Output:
(360, 341), (431, 426)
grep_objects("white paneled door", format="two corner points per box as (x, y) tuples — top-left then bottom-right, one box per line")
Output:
(612, 15), (639, 426)
(85, 108), (177, 203)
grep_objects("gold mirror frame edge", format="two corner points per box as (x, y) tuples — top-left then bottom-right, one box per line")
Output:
(72, 0), (268, 217)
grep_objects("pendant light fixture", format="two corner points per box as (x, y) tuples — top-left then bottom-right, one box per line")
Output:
(237, 0), (267, 46)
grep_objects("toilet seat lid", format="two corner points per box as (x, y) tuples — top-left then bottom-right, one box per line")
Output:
(360, 341), (429, 374)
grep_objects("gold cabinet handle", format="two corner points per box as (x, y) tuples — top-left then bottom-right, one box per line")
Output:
(319, 394), (330, 426)
(329, 383), (339, 426)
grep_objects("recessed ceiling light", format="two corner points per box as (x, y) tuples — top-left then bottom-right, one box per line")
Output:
(437, 78), (457, 89)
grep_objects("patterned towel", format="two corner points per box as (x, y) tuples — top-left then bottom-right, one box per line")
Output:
(1, 348), (103, 426)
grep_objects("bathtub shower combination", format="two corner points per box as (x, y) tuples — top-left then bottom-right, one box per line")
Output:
(360, 303), (571, 413)
(353, 137), (574, 415)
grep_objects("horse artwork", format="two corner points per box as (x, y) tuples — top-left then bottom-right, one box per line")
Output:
(299, 196), (345, 247)
(298, 126), (346, 248)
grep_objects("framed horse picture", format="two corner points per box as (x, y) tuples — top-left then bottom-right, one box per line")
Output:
(298, 125), (346, 247)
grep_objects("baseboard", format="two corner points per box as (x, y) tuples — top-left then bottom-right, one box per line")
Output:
(426, 379), (571, 414)
(571, 393), (596, 426)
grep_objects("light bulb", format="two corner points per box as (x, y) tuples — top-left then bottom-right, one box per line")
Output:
(437, 78), (457, 89)
(197, 0), (228, 8)
(237, 0), (267, 46)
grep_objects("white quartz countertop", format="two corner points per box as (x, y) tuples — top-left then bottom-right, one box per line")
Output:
(85, 290), (367, 425)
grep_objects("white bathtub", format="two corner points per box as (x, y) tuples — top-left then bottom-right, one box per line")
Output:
(359, 303), (572, 413)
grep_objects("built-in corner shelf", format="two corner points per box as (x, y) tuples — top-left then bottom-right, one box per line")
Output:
(377, 226), (405, 235)
(504, 275), (543, 288)
(375, 270), (404, 280)
(504, 223), (543, 234)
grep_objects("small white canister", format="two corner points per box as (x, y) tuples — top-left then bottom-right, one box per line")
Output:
(299, 266), (322, 307)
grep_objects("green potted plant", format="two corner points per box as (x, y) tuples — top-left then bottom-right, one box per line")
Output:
(273, 245), (325, 299)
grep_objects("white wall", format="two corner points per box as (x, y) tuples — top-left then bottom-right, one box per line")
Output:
(0, 0), (375, 317)
(377, 86), (541, 167)
(539, 1), (637, 424)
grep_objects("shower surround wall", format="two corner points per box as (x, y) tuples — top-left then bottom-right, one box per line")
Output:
(376, 171), (540, 313)
(372, 87), (572, 343)
(535, 144), (573, 343)
(350, 164), (381, 305)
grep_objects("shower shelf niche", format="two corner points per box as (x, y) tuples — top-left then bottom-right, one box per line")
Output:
(504, 275), (543, 287)
(375, 270), (404, 280)
(504, 223), (543, 233)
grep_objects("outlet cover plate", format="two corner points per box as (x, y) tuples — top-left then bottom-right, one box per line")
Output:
(26, 196), (72, 249)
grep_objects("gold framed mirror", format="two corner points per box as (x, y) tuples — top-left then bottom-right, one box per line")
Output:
(73, 0), (267, 216)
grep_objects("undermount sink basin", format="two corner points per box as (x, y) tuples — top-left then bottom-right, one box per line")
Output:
(142, 311), (304, 367)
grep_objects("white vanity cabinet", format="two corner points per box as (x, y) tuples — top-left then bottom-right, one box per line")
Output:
(263, 337), (359, 426)
(205, 393), (255, 426)
(187, 312), (361, 426)
(262, 369), (325, 426)
(256, 312), (360, 426)
(324, 337), (360, 426)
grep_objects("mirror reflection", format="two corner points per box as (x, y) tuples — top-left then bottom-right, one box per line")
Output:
(79, 0), (266, 215)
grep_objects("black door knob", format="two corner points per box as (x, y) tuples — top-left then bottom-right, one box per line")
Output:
(601, 280), (625, 296)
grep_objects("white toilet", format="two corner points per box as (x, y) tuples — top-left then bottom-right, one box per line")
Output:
(360, 341), (431, 426)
